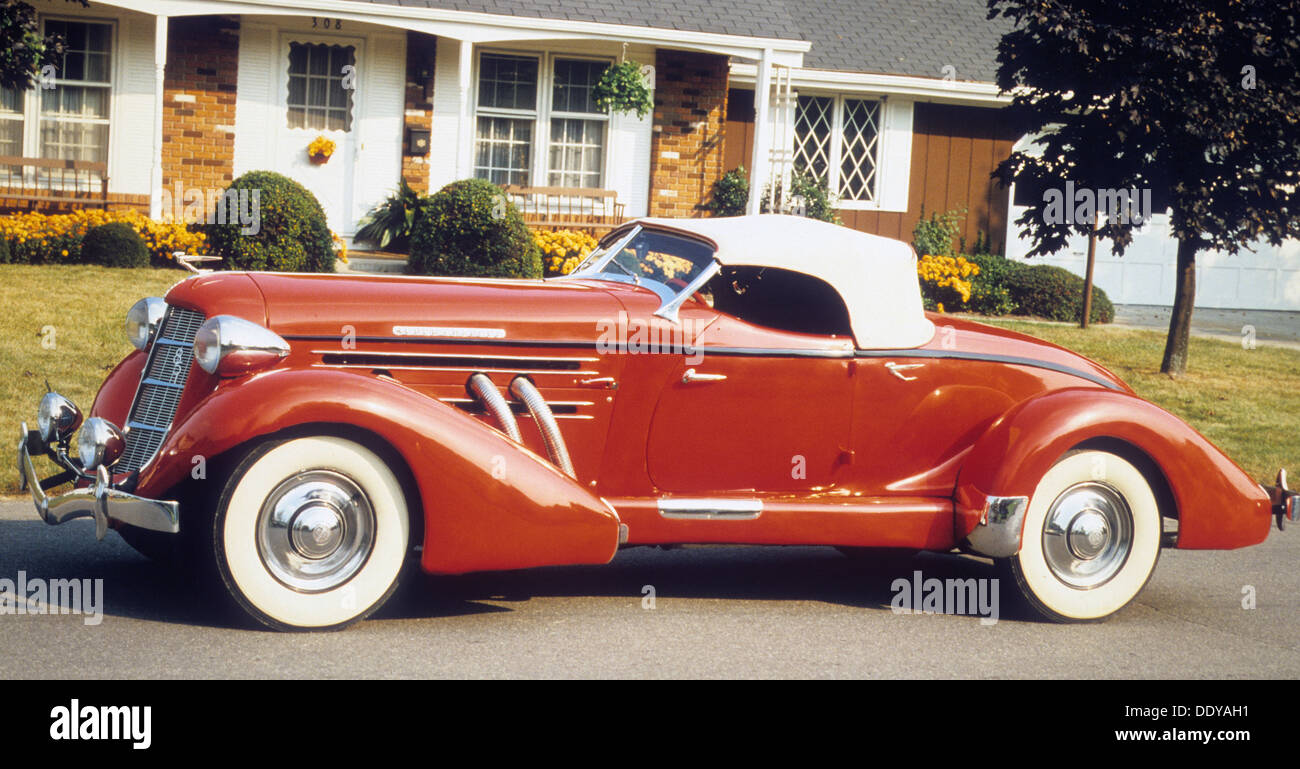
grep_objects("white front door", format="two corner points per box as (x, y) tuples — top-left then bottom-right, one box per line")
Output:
(275, 33), (364, 235)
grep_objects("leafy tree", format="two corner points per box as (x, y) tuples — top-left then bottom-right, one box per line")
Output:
(0, 0), (88, 91)
(989, 0), (1300, 375)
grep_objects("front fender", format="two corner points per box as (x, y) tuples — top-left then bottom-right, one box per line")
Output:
(955, 388), (1270, 550)
(135, 368), (621, 574)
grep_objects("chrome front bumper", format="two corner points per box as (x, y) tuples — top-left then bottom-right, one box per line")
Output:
(17, 423), (180, 540)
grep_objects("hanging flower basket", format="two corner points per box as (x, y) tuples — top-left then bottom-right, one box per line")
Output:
(592, 60), (653, 119)
(308, 135), (336, 164)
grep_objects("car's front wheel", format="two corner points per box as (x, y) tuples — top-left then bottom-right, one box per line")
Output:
(1003, 450), (1161, 622)
(212, 436), (410, 631)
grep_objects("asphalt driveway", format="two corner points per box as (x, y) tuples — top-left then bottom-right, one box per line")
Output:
(1113, 305), (1300, 348)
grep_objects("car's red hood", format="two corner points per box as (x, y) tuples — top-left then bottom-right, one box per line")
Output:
(171, 272), (626, 343)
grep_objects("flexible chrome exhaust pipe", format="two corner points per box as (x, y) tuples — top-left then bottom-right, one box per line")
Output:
(467, 373), (521, 443)
(508, 375), (576, 478)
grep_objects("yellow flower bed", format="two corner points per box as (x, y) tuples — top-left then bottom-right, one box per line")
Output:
(0, 209), (205, 264)
(917, 253), (979, 305)
(533, 228), (597, 276)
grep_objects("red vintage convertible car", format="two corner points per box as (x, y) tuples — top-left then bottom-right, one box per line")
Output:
(18, 215), (1297, 630)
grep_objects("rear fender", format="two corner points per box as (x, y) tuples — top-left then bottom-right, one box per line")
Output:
(955, 388), (1270, 550)
(135, 368), (621, 574)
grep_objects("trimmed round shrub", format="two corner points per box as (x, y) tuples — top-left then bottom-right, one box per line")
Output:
(965, 252), (1022, 316)
(82, 222), (149, 268)
(407, 179), (542, 278)
(1005, 263), (1114, 324)
(205, 170), (334, 272)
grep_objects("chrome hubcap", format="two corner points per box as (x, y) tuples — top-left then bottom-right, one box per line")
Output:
(1042, 482), (1133, 589)
(257, 470), (375, 593)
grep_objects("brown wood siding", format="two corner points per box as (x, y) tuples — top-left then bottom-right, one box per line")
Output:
(720, 95), (1020, 254)
(724, 88), (755, 174)
(906, 102), (1019, 254)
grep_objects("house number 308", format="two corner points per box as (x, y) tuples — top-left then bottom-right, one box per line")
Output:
(312, 18), (342, 29)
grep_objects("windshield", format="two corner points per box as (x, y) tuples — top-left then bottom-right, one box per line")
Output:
(562, 227), (718, 299)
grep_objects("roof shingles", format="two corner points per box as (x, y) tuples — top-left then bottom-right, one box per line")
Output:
(349, 0), (1008, 82)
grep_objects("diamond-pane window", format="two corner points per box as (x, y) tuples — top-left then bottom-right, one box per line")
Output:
(791, 94), (884, 205)
(793, 95), (832, 186)
(839, 99), (881, 202)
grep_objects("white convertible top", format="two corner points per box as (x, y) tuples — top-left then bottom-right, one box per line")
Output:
(631, 215), (936, 349)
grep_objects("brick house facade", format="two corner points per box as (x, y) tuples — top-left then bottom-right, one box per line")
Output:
(647, 51), (730, 218)
(161, 16), (239, 203)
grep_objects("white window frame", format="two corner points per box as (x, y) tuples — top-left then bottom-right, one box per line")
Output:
(793, 91), (885, 210)
(284, 39), (358, 133)
(34, 16), (115, 164)
(473, 49), (613, 189)
(0, 85), (24, 159)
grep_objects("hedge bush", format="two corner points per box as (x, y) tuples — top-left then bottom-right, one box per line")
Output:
(205, 170), (334, 272)
(1004, 263), (1114, 324)
(707, 167), (750, 217)
(82, 222), (149, 268)
(760, 171), (840, 223)
(913, 207), (964, 258)
(408, 178), (542, 278)
(963, 253), (1020, 316)
(0, 209), (204, 266)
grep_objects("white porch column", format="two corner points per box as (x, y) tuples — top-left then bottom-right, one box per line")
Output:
(149, 15), (167, 219)
(746, 48), (772, 215)
(455, 39), (474, 179)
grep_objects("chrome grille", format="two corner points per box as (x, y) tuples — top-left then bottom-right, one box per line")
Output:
(117, 306), (205, 474)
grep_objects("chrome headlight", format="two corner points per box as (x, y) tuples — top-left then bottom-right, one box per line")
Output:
(78, 417), (125, 471)
(125, 297), (166, 351)
(193, 315), (291, 376)
(37, 392), (82, 445)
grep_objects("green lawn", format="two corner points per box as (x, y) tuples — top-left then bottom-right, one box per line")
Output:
(2, 264), (184, 494)
(974, 317), (1300, 485)
(1, 264), (1295, 496)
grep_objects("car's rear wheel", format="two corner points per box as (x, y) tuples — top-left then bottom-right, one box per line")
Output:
(212, 436), (409, 631)
(1004, 450), (1161, 622)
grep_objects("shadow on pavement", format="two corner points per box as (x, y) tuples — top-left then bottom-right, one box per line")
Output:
(0, 519), (1033, 628)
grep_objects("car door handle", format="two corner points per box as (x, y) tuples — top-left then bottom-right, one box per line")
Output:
(682, 368), (727, 384)
(885, 362), (924, 381)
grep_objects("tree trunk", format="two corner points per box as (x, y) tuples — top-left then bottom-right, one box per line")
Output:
(1160, 238), (1198, 376)
(1081, 214), (1098, 329)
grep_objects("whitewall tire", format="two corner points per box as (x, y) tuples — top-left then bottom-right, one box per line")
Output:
(1006, 450), (1161, 622)
(213, 436), (410, 631)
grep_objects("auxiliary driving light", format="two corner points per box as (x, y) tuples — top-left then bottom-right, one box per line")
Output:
(36, 391), (82, 445)
(77, 417), (125, 471)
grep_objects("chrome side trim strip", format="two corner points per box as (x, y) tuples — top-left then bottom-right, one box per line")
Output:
(855, 349), (1122, 390)
(657, 498), (763, 520)
(438, 397), (594, 407)
(315, 364), (602, 376)
(310, 350), (599, 363)
(293, 339), (1122, 390)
